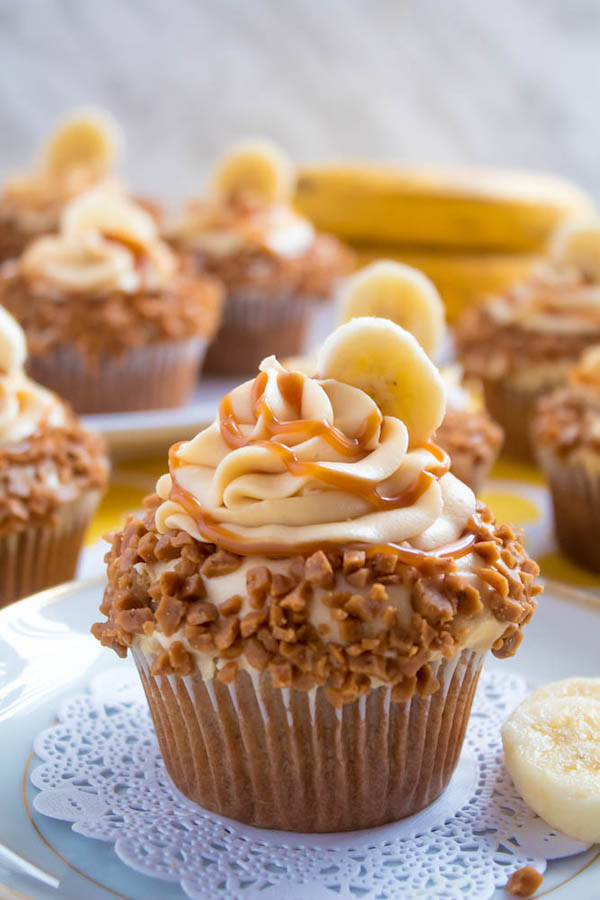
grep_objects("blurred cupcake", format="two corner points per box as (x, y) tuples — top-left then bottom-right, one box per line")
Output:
(336, 260), (504, 491)
(456, 218), (600, 462)
(0, 109), (125, 263)
(0, 187), (222, 413)
(168, 138), (352, 374)
(93, 316), (540, 832)
(532, 346), (600, 571)
(0, 306), (108, 607)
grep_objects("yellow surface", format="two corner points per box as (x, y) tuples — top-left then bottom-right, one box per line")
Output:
(85, 451), (600, 590)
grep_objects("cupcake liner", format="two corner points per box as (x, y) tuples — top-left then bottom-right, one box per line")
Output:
(132, 645), (484, 832)
(482, 378), (551, 463)
(0, 490), (101, 608)
(538, 450), (600, 571)
(27, 339), (208, 414)
(204, 291), (327, 376)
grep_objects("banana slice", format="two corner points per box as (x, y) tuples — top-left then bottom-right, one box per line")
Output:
(0, 306), (26, 375)
(212, 139), (294, 208)
(550, 218), (600, 281)
(317, 317), (445, 446)
(338, 260), (446, 358)
(61, 186), (156, 249)
(43, 108), (121, 174)
(502, 677), (600, 844)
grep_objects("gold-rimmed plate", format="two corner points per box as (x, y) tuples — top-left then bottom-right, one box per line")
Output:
(0, 577), (598, 899)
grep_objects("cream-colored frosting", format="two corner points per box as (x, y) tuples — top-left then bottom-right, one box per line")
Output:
(155, 355), (476, 552)
(20, 188), (176, 295)
(170, 201), (315, 259)
(0, 308), (65, 445)
(487, 265), (600, 336)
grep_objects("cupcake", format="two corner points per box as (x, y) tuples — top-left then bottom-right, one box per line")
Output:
(168, 139), (352, 375)
(456, 218), (600, 463)
(93, 316), (540, 832)
(0, 109), (125, 263)
(532, 346), (600, 571)
(0, 306), (108, 607)
(336, 260), (504, 491)
(0, 187), (222, 414)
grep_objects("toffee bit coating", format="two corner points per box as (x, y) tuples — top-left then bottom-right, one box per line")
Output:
(93, 495), (542, 706)
(436, 406), (504, 490)
(533, 383), (600, 457)
(505, 866), (543, 897)
(0, 412), (107, 535)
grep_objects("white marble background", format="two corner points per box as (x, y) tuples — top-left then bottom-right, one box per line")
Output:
(0, 0), (599, 206)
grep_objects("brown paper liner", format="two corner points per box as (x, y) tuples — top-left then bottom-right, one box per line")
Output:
(27, 339), (208, 414)
(204, 291), (326, 376)
(482, 377), (553, 463)
(538, 450), (600, 571)
(132, 646), (484, 832)
(0, 490), (100, 608)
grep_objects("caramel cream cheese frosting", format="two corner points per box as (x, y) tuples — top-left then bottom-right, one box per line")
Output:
(169, 138), (315, 259)
(20, 187), (176, 295)
(0, 306), (65, 444)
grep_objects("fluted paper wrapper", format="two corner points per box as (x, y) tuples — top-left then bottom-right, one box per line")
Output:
(133, 646), (484, 832)
(204, 290), (327, 376)
(0, 490), (100, 608)
(539, 450), (600, 572)
(482, 377), (552, 464)
(27, 338), (208, 414)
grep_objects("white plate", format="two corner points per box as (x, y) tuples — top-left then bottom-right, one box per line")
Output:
(0, 578), (598, 899)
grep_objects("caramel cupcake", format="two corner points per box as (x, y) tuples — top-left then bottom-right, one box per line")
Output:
(0, 109), (125, 263)
(168, 139), (352, 375)
(532, 346), (600, 571)
(456, 218), (600, 462)
(0, 187), (222, 414)
(93, 317), (540, 832)
(0, 306), (107, 607)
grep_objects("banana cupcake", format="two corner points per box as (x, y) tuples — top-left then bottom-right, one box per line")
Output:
(456, 218), (600, 462)
(0, 306), (107, 607)
(532, 346), (600, 571)
(93, 317), (540, 832)
(0, 187), (222, 413)
(0, 109), (125, 263)
(337, 260), (504, 492)
(168, 138), (352, 375)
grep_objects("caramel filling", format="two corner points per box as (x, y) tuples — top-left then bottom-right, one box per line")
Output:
(167, 370), (475, 561)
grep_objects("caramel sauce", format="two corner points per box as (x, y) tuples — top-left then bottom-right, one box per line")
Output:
(166, 370), (472, 562)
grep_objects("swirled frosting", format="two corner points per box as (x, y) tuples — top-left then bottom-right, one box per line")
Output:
(0, 308), (65, 445)
(155, 356), (476, 555)
(20, 188), (176, 295)
(487, 265), (600, 336)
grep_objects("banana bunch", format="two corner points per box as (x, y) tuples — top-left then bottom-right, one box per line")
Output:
(294, 163), (594, 320)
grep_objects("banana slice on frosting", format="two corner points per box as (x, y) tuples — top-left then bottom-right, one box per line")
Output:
(338, 260), (446, 359)
(550, 218), (600, 282)
(61, 186), (156, 249)
(42, 108), (122, 174)
(317, 317), (445, 447)
(0, 306), (26, 375)
(212, 138), (294, 208)
(502, 677), (600, 844)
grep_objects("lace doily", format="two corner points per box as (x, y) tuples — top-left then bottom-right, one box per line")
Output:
(30, 666), (588, 900)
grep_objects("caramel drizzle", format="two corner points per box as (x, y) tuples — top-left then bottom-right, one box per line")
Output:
(167, 369), (472, 561)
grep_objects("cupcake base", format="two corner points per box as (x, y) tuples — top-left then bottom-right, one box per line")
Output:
(482, 377), (550, 464)
(204, 291), (319, 376)
(0, 491), (100, 608)
(539, 450), (600, 571)
(133, 646), (483, 832)
(27, 339), (208, 414)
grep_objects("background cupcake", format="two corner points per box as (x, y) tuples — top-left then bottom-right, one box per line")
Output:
(0, 305), (108, 607)
(0, 108), (124, 263)
(168, 138), (353, 375)
(532, 345), (600, 571)
(456, 218), (600, 463)
(93, 317), (540, 833)
(0, 187), (223, 413)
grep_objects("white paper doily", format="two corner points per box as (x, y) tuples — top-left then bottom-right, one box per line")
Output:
(30, 667), (588, 900)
